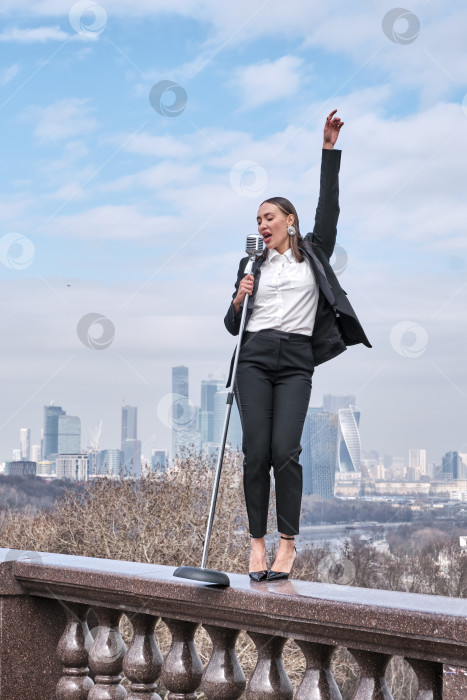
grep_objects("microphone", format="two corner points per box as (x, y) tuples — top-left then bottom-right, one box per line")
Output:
(244, 235), (263, 276)
(245, 234), (263, 258)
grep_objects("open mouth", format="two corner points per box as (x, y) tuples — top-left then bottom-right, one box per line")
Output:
(263, 233), (272, 242)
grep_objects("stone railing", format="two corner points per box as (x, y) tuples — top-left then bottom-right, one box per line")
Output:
(0, 548), (466, 699)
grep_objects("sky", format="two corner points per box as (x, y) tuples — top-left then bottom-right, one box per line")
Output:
(0, 0), (466, 467)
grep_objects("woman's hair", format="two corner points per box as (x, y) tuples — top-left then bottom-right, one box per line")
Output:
(260, 196), (304, 262)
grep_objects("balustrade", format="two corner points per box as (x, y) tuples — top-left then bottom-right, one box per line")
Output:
(0, 549), (465, 699)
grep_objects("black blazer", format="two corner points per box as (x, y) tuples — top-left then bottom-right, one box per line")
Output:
(224, 148), (371, 388)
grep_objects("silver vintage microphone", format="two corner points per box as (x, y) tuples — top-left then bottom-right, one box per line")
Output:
(244, 234), (264, 275)
(174, 233), (264, 587)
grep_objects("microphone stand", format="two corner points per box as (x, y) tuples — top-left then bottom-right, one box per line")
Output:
(173, 254), (257, 586)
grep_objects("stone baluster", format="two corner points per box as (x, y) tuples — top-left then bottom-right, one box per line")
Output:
(123, 613), (163, 700)
(56, 602), (94, 700)
(88, 607), (127, 700)
(246, 632), (293, 700)
(200, 625), (246, 700)
(406, 658), (443, 700)
(161, 618), (204, 700)
(348, 649), (393, 700)
(294, 640), (342, 700)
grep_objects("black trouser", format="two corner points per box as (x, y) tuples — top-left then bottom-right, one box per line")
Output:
(234, 329), (314, 538)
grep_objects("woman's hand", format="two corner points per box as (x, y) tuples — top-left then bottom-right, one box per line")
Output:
(233, 273), (254, 313)
(323, 109), (344, 149)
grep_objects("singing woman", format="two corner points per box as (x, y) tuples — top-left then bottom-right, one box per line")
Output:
(224, 110), (371, 581)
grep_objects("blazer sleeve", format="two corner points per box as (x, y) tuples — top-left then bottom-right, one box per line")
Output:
(305, 148), (341, 260)
(224, 257), (247, 336)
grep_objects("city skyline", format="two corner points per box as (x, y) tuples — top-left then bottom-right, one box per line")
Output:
(0, 379), (455, 472)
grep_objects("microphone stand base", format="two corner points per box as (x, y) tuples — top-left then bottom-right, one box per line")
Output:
(173, 565), (230, 587)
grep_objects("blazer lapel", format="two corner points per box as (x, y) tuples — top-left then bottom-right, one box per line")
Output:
(301, 240), (336, 306)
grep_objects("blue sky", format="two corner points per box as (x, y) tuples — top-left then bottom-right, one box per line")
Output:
(1, 0), (467, 466)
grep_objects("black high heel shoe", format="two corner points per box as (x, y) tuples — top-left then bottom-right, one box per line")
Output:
(249, 534), (268, 582)
(267, 535), (296, 581)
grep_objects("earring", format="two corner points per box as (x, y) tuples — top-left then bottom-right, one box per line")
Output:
(287, 225), (296, 236)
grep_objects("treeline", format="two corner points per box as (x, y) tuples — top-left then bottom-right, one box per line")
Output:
(0, 474), (81, 512)
(301, 495), (414, 524)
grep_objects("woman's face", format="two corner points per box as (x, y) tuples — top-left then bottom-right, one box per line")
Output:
(256, 202), (294, 254)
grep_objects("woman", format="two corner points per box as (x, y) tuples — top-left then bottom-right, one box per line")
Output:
(224, 110), (371, 581)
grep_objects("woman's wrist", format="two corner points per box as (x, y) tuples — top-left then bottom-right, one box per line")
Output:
(323, 142), (334, 150)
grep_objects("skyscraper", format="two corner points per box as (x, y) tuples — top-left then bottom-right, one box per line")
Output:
(200, 375), (225, 444)
(151, 449), (168, 471)
(121, 405), (138, 448)
(122, 438), (142, 477)
(409, 449), (427, 478)
(323, 394), (356, 415)
(322, 395), (361, 474)
(172, 366), (188, 399)
(302, 407), (338, 498)
(337, 406), (361, 473)
(31, 445), (41, 463)
(213, 390), (242, 451)
(43, 405), (65, 459)
(20, 428), (30, 460)
(442, 451), (460, 480)
(121, 405), (141, 476)
(171, 366), (200, 457)
(57, 415), (81, 454)
(99, 449), (124, 477)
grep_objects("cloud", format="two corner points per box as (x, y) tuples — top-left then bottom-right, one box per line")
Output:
(0, 63), (19, 85)
(22, 98), (98, 143)
(0, 3), (464, 100)
(0, 25), (69, 42)
(41, 204), (181, 239)
(103, 132), (193, 160)
(231, 55), (305, 110)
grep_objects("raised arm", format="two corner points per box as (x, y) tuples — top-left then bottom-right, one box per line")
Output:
(305, 110), (343, 259)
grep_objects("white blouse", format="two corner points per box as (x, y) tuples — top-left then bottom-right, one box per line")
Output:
(246, 247), (319, 336)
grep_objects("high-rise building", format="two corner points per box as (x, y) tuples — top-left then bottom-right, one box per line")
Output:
(122, 438), (142, 477)
(337, 405), (361, 473)
(12, 448), (21, 461)
(87, 450), (100, 478)
(442, 451), (460, 480)
(99, 449), (124, 477)
(31, 444), (41, 463)
(323, 394), (356, 415)
(120, 405), (140, 476)
(56, 454), (88, 481)
(57, 415), (81, 454)
(322, 395), (361, 475)
(458, 454), (467, 480)
(151, 449), (168, 471)
(121, 405), (138, 448)
(301, 407), (338, 498)
(200, 375), (225, 444)
(213, 390), (242, 451)
(171, 366), (200, 457)
(20, 428), (30, 460)
(409, 449), (427, 477)
(43, 405), (66, 459)
(172, 366), (188, 400)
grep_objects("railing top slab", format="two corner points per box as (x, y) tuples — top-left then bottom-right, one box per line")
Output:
(3, 548), (467, 665)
